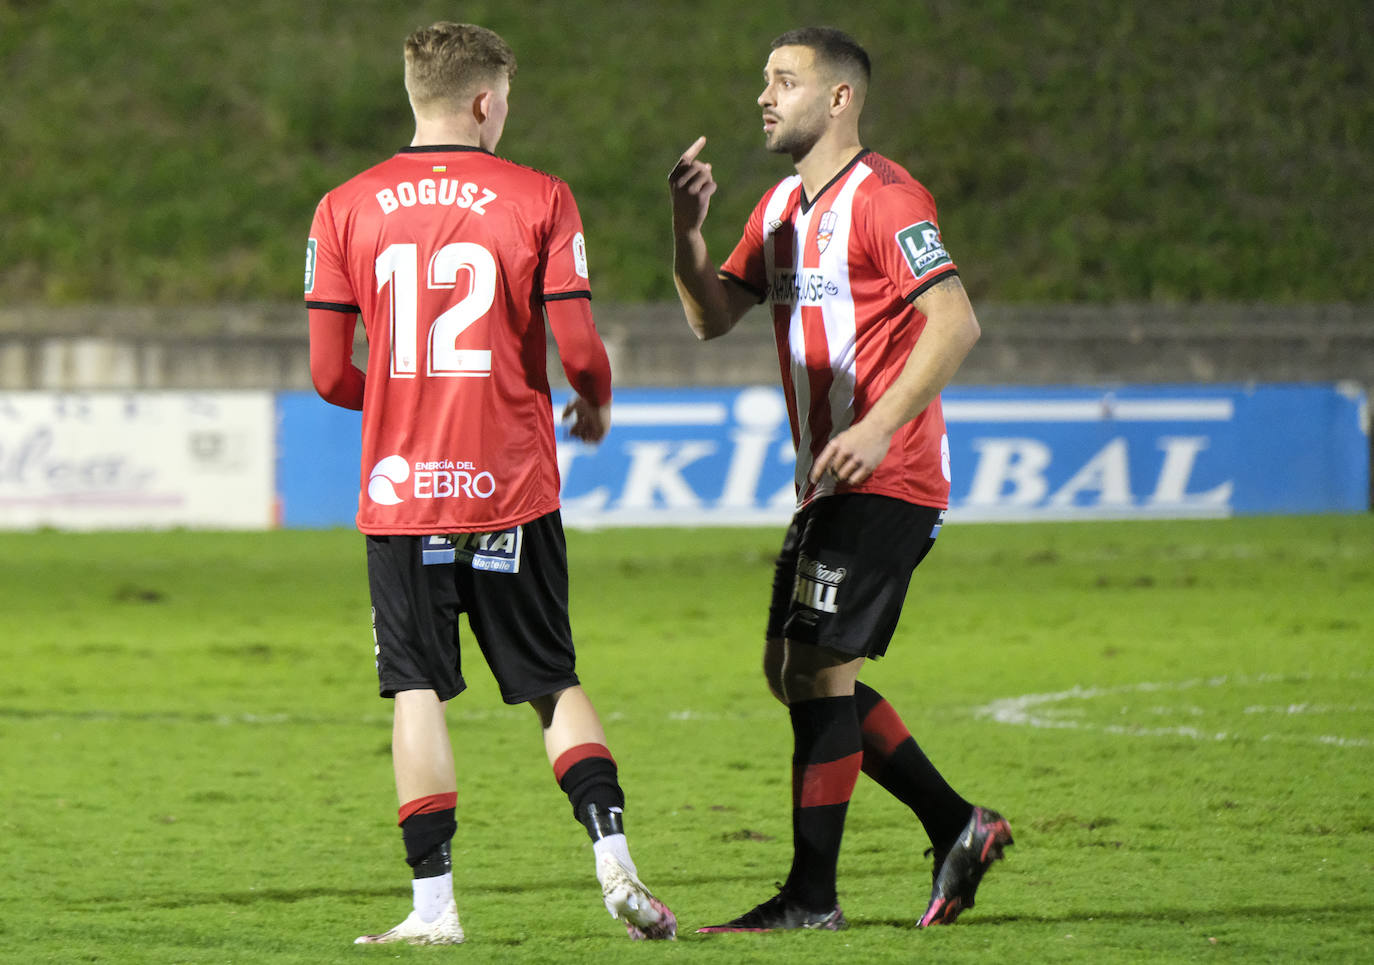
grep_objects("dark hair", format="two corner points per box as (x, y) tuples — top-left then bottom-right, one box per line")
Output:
(770, 26), (871, 84)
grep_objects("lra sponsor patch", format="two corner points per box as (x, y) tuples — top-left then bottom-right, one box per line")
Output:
(895, 221), (952, 283)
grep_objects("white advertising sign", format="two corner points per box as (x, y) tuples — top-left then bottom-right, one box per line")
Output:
(0, 392), (276, 530)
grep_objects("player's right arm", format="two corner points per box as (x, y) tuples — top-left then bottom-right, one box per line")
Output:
(308, 308), (365, 410)
(669, 137), (757, 340)
(305, 194), (366, 410)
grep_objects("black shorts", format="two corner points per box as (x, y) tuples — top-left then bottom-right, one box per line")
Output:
(767, 494), (944, 659)
(366, 510), (579, 704)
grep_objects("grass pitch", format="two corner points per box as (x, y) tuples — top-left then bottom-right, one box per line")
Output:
(1, 515), (1370, 963)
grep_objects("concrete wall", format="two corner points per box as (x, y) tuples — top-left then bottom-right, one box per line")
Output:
(2, 302), (1371, 391)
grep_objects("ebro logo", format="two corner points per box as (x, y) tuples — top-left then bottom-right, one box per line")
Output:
(368, 456), (410, 505)
(366, 454), (499, 505)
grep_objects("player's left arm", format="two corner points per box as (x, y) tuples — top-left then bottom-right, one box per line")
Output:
(546, 296), (613, 443)
(809, 274), (980, 486)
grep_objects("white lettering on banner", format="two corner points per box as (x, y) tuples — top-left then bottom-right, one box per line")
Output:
(617, 441), (717, 509)
(965, 438), (1053, 506)
(719, 428), (773, 508)
(962, 435), (1234, 513)
(719, 387), (791, 509)
(543, 388), (1299, 527)
(1149, 437), (1233, 507)
(1049, 437), (1133, 507)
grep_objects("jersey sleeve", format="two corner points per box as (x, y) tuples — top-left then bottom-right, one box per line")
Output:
(541, 179), (592, 302)
(861, 181), (959, 303)
(304, 192), (360, 312)
(545, 297), (612, 405)
(718, 194), (770, 302)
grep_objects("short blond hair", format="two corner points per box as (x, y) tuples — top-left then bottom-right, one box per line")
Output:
(403, 22), (516, 111)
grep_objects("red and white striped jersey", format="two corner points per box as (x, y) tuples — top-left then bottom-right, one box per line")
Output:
(720, 150), (959, 510)
(306, 145), (608, 534)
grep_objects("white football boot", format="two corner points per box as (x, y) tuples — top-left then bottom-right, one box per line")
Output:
(596, 852), (677, 940)
(354, 899), (465, 945)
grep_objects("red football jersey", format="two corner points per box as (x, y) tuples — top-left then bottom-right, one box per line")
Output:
(306, 146), (604, 534)
(720, 150), (960, 510)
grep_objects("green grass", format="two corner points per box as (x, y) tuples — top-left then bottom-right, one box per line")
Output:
(3, 1), (1371, 305)
(1, 516), (1372, 963)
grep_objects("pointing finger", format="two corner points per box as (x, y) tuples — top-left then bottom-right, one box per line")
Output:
(669, 135), (707, 178)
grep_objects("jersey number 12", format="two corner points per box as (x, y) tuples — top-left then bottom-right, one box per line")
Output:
(375, 242), (496, 378)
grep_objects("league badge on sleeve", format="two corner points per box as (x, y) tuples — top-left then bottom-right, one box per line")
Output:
(895, 221), (951, 282)
(304, 238), (318, 293)
(572, 232), (589, 279)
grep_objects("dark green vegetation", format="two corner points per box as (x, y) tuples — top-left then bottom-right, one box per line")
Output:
(3, 1), (1370, 306)
(1, 517), (1370, 962)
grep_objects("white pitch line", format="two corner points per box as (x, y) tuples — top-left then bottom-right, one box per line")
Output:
(973, 673), (1372, 748)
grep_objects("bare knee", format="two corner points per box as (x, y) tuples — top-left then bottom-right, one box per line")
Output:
(528, 686), (575, 729)
(779, 644), (864, 703)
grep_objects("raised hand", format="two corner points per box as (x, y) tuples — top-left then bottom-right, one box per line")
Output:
(668, 136), (717, 233)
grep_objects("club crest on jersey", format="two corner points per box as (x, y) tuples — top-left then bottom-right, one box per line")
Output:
(815, 211), (838, 254)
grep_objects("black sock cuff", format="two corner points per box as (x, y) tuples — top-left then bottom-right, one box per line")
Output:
(401, 808), (456, 871)
(558, 757), (626, 838)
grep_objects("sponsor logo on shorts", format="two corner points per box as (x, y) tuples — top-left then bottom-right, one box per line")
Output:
(793, 552), (846, 614)
(366, 455), (498, 505)
(422, 527), (522, 573)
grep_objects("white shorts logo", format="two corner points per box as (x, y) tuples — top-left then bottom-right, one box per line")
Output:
(793, 553), (847, 614)
(367, 455), (410, 505)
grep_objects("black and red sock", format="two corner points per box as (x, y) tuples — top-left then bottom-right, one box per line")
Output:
(399, 792), (457, 877)
(854, 681), (972, 850)
(553, 742), (626, 840)
(783, 696), (862, 912)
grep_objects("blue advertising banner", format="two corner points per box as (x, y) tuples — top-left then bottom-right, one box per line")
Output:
(276, 383), (1369, 528)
